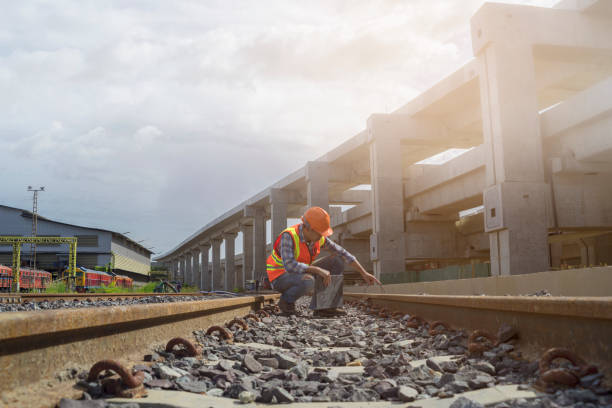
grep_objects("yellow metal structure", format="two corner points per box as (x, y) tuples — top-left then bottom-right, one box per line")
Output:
(0, 236), (77, 292)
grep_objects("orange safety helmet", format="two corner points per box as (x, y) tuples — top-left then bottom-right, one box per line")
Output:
(302, 206), (333, 237)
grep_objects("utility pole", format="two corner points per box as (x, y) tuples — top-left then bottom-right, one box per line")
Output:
(27, 186), (44, 269)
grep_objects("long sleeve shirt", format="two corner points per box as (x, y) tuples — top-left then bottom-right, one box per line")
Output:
(279, 223), (356, 274)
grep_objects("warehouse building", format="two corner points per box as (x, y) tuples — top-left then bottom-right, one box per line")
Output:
(0, 204), (152, 281)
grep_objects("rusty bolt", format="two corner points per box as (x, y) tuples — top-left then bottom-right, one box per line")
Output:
(429, 321), (450, 336)
(405, 315), (426, 329)
(467, 330), (497, 354)
(226, 318), (249, 331)
(378, 308), (389, 318)
(537, 347), (598, 390)
(87, 360), (144, 390)
(205, 325), (234, 343)
(243, 313), (261, 322)
(165, 337), (200, 357)
(539, 368), (579, 388)
(391, 311), (404, 320)
(264, 305), (280, 314)
(256, 309), (270, 318)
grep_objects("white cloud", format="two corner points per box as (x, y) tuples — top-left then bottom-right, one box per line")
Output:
(0, 0), (558, 253)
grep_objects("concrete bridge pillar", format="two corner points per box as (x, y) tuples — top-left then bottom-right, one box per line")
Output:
(367, 116), (406, 282)
(244, 206), (267, 283)
(199, 243), (211, 291)
(223, 232), (237, 291)
(181, 254), (187, 284)
(211, 237), (223, 291)
(306, 161), (329, 212)
(186, 252), (194, 286)
(270, 188), (288, 243)
(167, 259), (175, 281)
(240, 223), (253, 285)
(191, 249), (199, 286)
(473, 16), (549, 275)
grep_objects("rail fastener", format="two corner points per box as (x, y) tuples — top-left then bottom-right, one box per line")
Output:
(87, 360), (146, 398)
(165, 337), (201, 357)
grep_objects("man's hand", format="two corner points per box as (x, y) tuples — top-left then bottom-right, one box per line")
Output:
(306, 266), (331, 287)
(318, 268), (331, 287)
(361, 271), (381, 286)
(350, 260), (382, 286)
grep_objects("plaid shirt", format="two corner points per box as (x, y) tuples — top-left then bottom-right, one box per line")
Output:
(279, 223), (356, 274)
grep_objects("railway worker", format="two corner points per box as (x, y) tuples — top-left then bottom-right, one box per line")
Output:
(266, 206), (380, 317)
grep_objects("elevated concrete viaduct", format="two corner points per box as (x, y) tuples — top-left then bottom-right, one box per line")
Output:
(156, 1), (612, 289)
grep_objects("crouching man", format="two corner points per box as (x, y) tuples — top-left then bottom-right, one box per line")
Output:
(266, 206), (380, 317)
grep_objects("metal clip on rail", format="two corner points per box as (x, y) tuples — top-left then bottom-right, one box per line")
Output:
(226, 318), (249, 331)
(428, 321), (451, 336)
(205, 325), (234, 344)
(467, 330), (498, 355)
(536, 348), (598, 391)
(405, 315), (427, 329)
(243, 313), (261, 323)
(165, 337), (201, 357)
(87, 360), (146, 398)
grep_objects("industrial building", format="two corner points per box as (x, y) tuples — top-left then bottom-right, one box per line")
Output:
(156, 0), (612, 290)
(0, 204), (152, 280)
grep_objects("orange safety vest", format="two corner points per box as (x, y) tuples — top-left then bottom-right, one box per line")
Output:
(266, 224), (325, 282)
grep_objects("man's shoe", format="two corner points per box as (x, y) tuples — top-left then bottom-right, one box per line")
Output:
(328, 308), (347, 316)
(312, 308), (346, 317)
(278, 299), (296, 315)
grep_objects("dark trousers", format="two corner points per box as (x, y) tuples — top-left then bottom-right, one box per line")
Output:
(271, 256), (344, 308)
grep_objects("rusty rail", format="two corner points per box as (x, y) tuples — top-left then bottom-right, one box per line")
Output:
(1, 292), (211, 304)
(345, 293), (612, 381)
(0, 294), (279, 395)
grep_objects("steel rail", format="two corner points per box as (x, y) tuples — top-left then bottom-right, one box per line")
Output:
(0, 292), (212, 304)
(0, 294), (279, 395)
(345, 293), (612, 381)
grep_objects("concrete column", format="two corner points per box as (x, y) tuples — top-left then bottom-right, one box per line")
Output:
(223, 232), (237, 291)
(270, 188), (288, 242)
(240, 223), (253, 285)
(191, 250), (198, 286)
(186, 252), (194, 286)
(171, 259), (178, 281)
(580, 237), (597, 266)
(475, 38), (549, 275)
(199, 243), (211, 291)
(181, 255), (187, 284)
(550, 242), (562, 268)
(245, 206), (267, 283)
(367, 117), (406, 282)
(306, 161), (329, 212)
(211, 237), (223, 291)
(166, 260), (174, 281)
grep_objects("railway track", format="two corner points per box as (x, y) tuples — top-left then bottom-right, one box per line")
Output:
(0, 292), (212, 304)
(1, 293), (610, 407)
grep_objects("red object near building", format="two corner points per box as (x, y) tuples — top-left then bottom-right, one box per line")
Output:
(0, 265), (52, 291)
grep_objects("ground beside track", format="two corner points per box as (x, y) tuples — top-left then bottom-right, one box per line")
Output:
(0, 293), (243, 312)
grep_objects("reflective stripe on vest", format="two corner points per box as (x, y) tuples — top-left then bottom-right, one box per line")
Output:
(266, 224), (325, 282)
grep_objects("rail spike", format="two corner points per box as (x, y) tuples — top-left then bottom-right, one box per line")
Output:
(243, 313), (261, 323)
(405, 315), (426, 329)
(428, 321), (451, 336)
(205, 325), (234, 344)
(165, 337), (200, 357)
(256, 309), (270, 318)
(87, 359), (146, 398)
(467, 330), (498, 355)
(226, 318), (249, 331)
(536, 347), (598, 390)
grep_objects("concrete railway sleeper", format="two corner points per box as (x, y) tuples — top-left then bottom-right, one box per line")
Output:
(52, 298), (612, 408)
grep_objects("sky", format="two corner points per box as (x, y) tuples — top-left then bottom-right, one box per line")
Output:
(0, 0), (558, 257)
